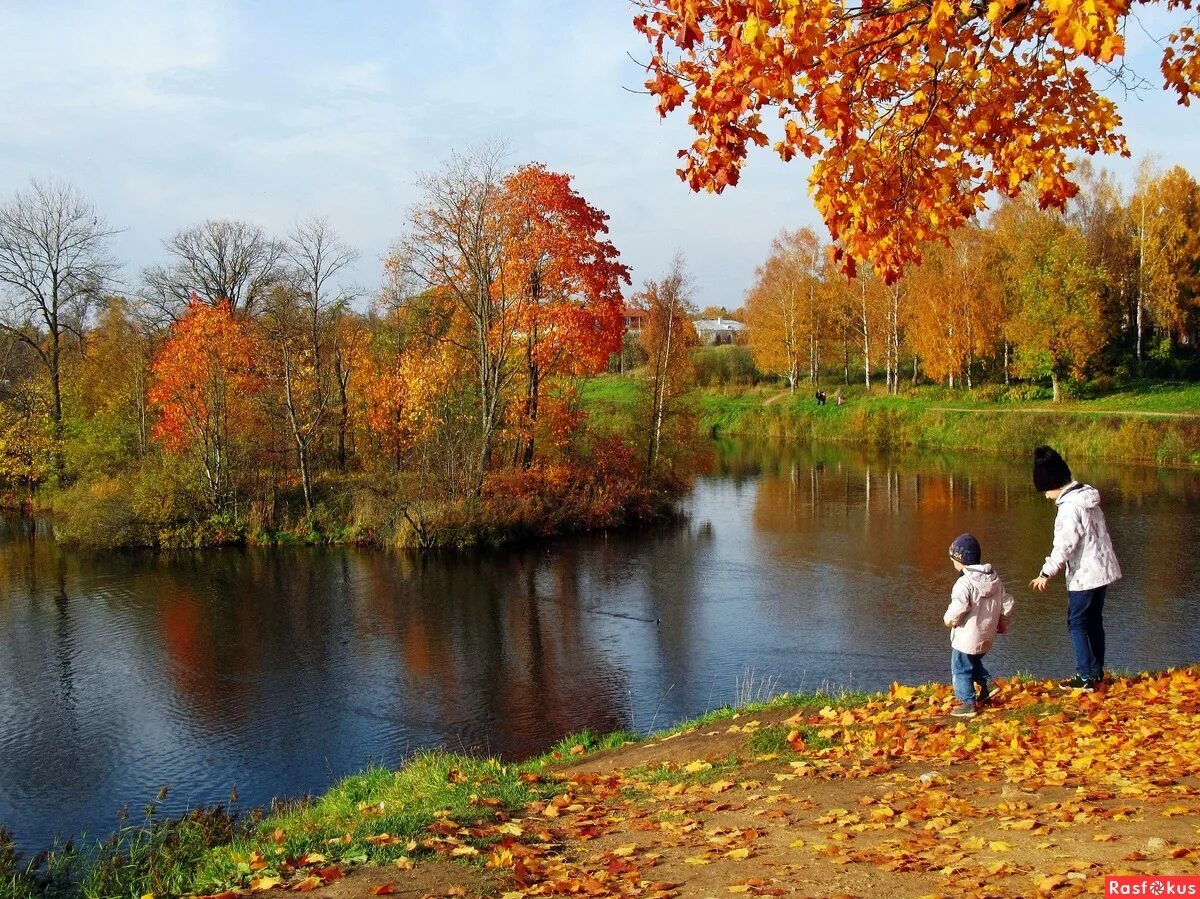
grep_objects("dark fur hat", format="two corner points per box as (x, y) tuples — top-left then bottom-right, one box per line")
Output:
(1033, 445), (1072, 492)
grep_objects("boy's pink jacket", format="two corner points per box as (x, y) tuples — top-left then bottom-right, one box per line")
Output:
(943, 563), (1016, 655)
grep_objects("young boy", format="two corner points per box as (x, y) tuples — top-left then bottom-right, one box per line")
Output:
(944, 533), (1016, 718)
(1028, 446), (1122, 692)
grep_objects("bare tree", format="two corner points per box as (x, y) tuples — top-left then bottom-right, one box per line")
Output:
(285, 216), (359, 381)
(388, 141), (521, 490)
(0, 178), (118, 475)
(142, 219), (284, 321)
(267, 217), (360, 507)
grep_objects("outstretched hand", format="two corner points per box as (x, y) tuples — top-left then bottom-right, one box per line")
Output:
(1029, 575), (1050, 592)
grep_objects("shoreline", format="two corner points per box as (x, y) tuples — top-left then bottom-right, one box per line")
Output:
(5, 667), (1199, 897)
(692, 387), (1200, 468)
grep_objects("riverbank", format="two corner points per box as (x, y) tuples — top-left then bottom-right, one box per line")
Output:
(20, 449), (686, 552)
(4, 668), (1198, 898)
(583, 377), (1200, 467)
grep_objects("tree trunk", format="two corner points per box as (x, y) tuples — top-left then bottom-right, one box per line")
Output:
(335, 354), (349, 470)
(49, 323), (64, 482)
(1051, 370), (1061, 403)
(860, 283), (871, 390)
(282, 349), (315, 512)
(648, 305), (675, 473)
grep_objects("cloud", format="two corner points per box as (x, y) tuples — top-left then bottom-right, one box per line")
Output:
(0, 0), (233, 128)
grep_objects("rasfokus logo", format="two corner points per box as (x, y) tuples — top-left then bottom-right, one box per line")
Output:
(1107, 876), (1200, 896)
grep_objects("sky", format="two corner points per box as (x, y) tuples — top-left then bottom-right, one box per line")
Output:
(0, 1), (1196, 310)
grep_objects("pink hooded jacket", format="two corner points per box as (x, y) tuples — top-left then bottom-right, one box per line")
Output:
(943, 563), (1016, 655)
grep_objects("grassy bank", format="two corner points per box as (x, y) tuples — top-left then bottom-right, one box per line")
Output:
(0, 693), (863, 899)
(585, 375), (1200, 466)
(6, 668), (1200, 897)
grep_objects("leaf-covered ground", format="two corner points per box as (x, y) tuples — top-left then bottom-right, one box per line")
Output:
(203, 669), (1200, 899)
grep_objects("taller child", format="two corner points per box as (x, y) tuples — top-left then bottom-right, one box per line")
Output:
(1028, 446), (1122, 692)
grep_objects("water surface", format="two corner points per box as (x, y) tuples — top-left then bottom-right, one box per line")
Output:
(1, 442), (1197, 850)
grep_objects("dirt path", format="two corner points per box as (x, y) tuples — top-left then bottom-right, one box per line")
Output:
(763, 390), (793, 407)
(280, 670), (1200, 899)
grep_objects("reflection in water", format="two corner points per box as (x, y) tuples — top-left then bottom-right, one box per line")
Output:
(1, 443), (1198, 851)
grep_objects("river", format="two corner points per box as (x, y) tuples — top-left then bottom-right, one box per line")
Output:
(1, 441), (1198, 851)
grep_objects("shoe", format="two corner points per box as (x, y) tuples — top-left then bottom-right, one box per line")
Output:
(977, 682), (991, 706)
(950, 702), (977, 718)
(1057, 674), (1096, 692)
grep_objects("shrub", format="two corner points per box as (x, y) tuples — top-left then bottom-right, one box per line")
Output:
(51, 475), (149, 547)
(1000, 383), (1050, 403)
(693, 346), (759, 387)
(972, 384), (1006, 402)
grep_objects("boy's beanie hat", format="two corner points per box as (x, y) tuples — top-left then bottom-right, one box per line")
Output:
(949, 533), (981, 566)
(1033, 445), (1072, 492)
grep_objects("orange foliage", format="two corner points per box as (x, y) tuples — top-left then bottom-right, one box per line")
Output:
(482, 436), (659, 534)
(361, 345), (458, 457)
(149, 298), (263, 453)
(148, 299), (264, 508)
(631, 0), (1197, 280)
(500, 164), (631, 377)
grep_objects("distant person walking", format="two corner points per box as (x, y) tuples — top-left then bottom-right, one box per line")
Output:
(943, 533), (1015, 718)
(1029, 446), (1122, 692)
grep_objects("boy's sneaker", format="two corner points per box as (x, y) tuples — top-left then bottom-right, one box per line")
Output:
(1057, 674), (1096, 693)
(976, 684), (991, 706)
(950, 702), (977, 718)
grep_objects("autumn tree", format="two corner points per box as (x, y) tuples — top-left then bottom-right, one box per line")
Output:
(387, 143), (522, 489)
(331, 311), (368, 470)
(1068, 162), (1136, 360)
(260, 286), (326, 511)
(142, 219), (284, 321)
(0, 377), (55, 496)
(498, 164), (630, 467)
(823, 260), (888, 389)
(745, 228), (826, 390)
(632, 0), (1197, 279)
(0, 178), (117, 476)
(388, 147), (631, 486)
(906, 225), (1003, 388)
(1130, 163), (1199, 359)
(69, 298), (153, 471)
(1005, 220), (1108, 400)
(255, 219), (360, 509)
(641, 254), (699, 473)
(148, 298), (264, 511)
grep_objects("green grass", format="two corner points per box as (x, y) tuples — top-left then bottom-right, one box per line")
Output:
(577, 374), (645, 435)
(686, 381), (1200, 466)
(744, 726), (795, 756)
(662, 688), (871, 736)
(626, 756), (743, 787)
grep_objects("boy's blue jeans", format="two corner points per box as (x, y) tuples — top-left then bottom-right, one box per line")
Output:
(1067, 585), (1107, 681)
(951, 649), (990, 703)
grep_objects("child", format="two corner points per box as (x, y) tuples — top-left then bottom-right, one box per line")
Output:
(1028, 446), (1122, 692)
(944, 533), (1016, 718)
